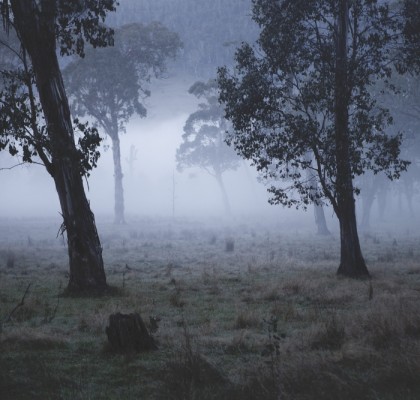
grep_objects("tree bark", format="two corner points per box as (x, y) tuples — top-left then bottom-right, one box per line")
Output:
(334, 0), (369, 278)
(111, 134), (125, 224)
(11, 0), (108, 293)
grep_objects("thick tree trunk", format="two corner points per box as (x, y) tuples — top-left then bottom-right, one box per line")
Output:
(215, 170), (231, 215)
(111, 135), (125, 224)
(334, 0), (369, 278)
(11, 0), (107, 293)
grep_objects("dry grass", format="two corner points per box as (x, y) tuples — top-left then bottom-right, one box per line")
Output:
(1, 216), (420, 399)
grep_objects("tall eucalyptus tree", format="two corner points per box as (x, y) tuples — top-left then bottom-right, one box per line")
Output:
(64, 22), (182, 224)
(218, 0), (409, 277)
(0, 0), (117, 294)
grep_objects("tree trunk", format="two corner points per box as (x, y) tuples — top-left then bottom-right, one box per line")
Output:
(360, 175), (378, 231)
(11, 0), (107, 294)
(403, 178), (414, 217)
(305, 153), (330, 235)
(360, 190), (374, 231)
(334, 0), (369, 278)
(215, 170), (231, 215)
(377, 183), (387, 220)
(111, 135), (125, 224)
(314, 204), (330, 236)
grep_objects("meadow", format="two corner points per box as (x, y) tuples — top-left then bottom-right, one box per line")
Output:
(1, 215), (420, 399)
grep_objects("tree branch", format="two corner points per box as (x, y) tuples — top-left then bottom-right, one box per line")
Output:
(0, 160), (45, 171)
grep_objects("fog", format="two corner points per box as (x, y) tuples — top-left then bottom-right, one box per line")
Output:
(0, 66), (419, 232)
(0, 78), (286, 221)
(0, 0), (419, 237)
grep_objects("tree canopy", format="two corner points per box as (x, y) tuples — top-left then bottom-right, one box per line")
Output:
(63, 22), (182, 223)
(64, 22), (182, 137)
(218, 0), (408, 212)
(176, 80), (240, 214)
(218, 0), (411, 277)
(176, 80), (239, 176)
(0, 0), (117, 177)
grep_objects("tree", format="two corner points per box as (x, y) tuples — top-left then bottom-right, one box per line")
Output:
(176, 80), (240, 215)
(399, 0), (420, 74)
(64, 22), (182, 224)
(218, 0), (409, 278)
(0, 0), (117, 294)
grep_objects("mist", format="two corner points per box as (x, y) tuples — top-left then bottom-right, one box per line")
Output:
(1, 1), (420, 399)
(0, 77), (282, 221)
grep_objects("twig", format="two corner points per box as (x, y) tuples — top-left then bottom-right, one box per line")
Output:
(4, 283), (31, 323)
(0, 161), (44, 171)
(0, 162), (26, 171)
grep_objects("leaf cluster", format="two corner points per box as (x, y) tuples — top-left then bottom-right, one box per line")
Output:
(56, 0), (118, 57)
(0, 1), (118, 175)
(399, 0), (420, 73)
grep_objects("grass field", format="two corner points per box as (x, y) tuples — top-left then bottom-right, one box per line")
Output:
(1, 215), (420, 399)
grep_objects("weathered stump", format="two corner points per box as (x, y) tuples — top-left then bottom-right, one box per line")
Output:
(105, 312), (157, 353)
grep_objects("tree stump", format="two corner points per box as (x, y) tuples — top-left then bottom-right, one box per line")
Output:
(105, 312), (158, 353)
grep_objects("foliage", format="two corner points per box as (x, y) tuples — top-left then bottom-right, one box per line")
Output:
(0, 1), (118, 176)
(63, 22), (182, 139)
(217, 0), (409, 211)
(55, 0), (117, 57)
(399, 0), (420, 73)
(176, 79), (240, 177)
(0, 37), (101, 176)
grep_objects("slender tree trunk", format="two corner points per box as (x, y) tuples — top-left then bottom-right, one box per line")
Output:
(11, 0), (107, 293)
(360, 175), (378, 231)
(214, 170), (231, 215)
(305, 153), (330, 235)
(360, 189), (375, 231)
(334, 0), (369, 278)
(377, 183), (387, 220)
(111, 134), (125, 224)
(403, 178), (414, 217)
(314, 204), (330, 235)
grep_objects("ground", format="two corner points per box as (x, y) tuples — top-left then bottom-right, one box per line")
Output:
(1, 215), (420, 399)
